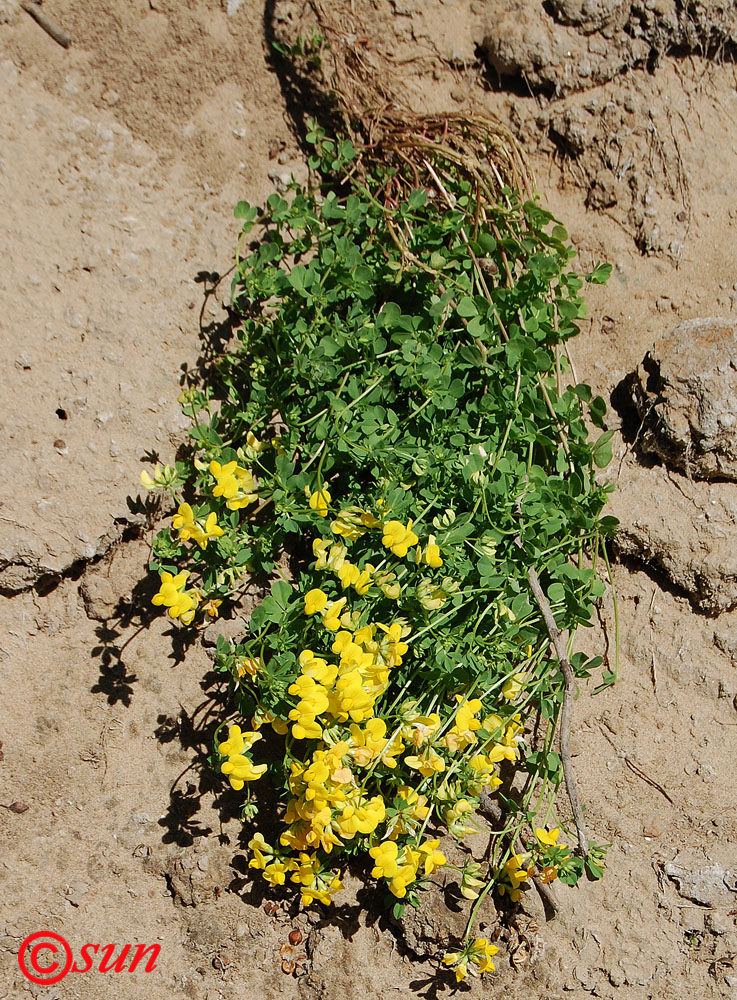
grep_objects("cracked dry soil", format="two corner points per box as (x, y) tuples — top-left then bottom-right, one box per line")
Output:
(1, 1), (737, 998)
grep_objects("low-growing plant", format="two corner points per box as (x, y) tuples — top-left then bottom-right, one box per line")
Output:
(141, 119), (617, 984)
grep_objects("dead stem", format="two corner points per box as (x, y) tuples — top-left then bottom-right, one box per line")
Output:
(526, 564), (590, 858)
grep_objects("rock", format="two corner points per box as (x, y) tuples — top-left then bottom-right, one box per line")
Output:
(588, 171), (618, 208)
(664, 862), (737, 906)
(548, 0), (628, 32)
(621, 319), (737, 480)
(396, 866), (492, 956)
(79, 537), (149, 621)
(201, 616), (247, 648)
(706, 912), (731, 936)
(267, 162), (309, 194)
(550, 107), (590, 156)
(480, 1), (646, 96)
(713, 629), (737, 663)
(0, 0), (18, 24)
(609, 460), (737, 614)
(226, 0), (246, 14)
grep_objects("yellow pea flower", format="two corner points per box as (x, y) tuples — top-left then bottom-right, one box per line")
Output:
(369, 840), (400, 879)
(501, 673), (526, 700)
(209, 460), (257, 510)
(151, 569), (200, 625)
(322, 597), (347, 631)
(218, 725), (267, 790)
(424, 534), (443, 568)
(382, 519), (419, 557)
(337, 562), (360, 589)
(418, 839), (446, 875)
(304, 588), (328, 615)
(536, 827), (564, 847)
(308, 488), (331, 517)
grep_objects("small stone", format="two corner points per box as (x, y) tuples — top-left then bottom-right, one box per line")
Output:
(7, 801), (29, 814)
(680, 908), (704, 933)
(102, 89), (120, 106)
(450, 87), (467, 104)
(706, 912), (730, 936)
(656, 296), (671, 313)
(608, 967), (625, 987)
(642, 816), (662, 839)
(226, 0), (245, 14)
(588, 173), (618, 209)
(53, 439), (67, 453)
(697, 763), (716, 780)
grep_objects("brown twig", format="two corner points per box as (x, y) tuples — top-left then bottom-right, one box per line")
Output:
(526, 564), (590, 857)
(20, 1), (72, 48)
(598, 725), (675, 806)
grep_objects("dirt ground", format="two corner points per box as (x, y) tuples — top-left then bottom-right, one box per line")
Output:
(1, 1), (737, 998)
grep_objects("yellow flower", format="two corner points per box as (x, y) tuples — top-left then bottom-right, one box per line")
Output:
(331, 509), (367, 541)
(140, 463), (177, 490)
(201, 598), (222, 618)
(218, 724), (267, 790)
(418, 839), (446, 875)
(404, 746), (446, 777)
(369, 840), (400, 879)
(536, 827), (564, 847)
(247, 831), (273, 870)
(381, 519), (419, 558)
(443, 937), (498, 982)
(172, 503), (225, 549)
(460, 866), (486, 900)
(236, 656), (262, 678)
(496, 853), (534, 902)
(151, 570), (200, 625)
(304, 588), (328, 615)
(308, 488), (331, 517)
(313, 537), (331, 569)
(337, 562), (360, 590)
(442, 953), (468, 983)
(288, 675), (330, 740)
(251, 705), (289, 735)
(417, 576), (458, 611)
(244, 430), (267, 458)
(290, 853), (343, 906)
(209, 460), (258, 510)
(501, 673), (526, 700)
(424, 534), (443, 568)
(322, 597), (347, 631)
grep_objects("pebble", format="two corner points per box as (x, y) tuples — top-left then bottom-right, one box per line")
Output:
(706, 912), (731, 936)
(642, 816), (662, 839)
(102, 89), (120, 106)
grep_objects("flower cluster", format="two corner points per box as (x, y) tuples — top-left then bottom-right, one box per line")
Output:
(140, 140), (615, 986)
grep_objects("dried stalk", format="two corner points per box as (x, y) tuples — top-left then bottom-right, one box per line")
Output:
(526, 565), (590, 858)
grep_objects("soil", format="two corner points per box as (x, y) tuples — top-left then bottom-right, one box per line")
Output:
(1, 1), (737, 998)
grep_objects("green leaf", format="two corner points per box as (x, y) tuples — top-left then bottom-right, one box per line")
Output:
(587, 262), (612, 284)
(457, 296), (478, 318)
(592, 429), (614, 468)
